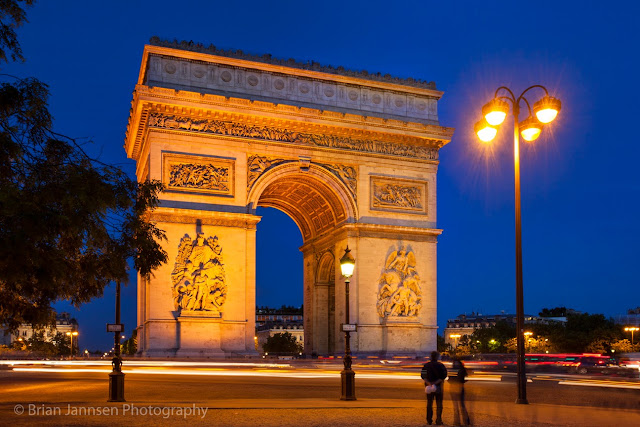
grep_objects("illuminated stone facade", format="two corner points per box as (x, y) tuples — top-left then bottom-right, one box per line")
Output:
(125, 40), (453, 357)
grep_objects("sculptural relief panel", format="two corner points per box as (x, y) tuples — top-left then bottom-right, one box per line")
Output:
(163, 153), (234, 196)
(370, 176), (427, 214)
(246, 155), (290, 193)
(148, 113), (439, 161)
(377, 246), (422, 318)
(171, 233), (227, 316)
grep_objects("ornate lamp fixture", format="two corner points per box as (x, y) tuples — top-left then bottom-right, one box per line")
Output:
(474, 85), (562, 405)
(339, 246), (356, 401)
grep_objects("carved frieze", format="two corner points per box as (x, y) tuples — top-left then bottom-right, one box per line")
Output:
(247, 155), (289, 192)
(163, 153), (234, 196)
(370, 177), (427, 214)
(377, 247), (422, 318)
(149, 113), (439, 161)
(318, 163), (357, 201)
(171, 233), (227, 316)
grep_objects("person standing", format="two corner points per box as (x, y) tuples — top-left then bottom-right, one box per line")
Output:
(421, 351), (448, 425)
(450, 357), (471, 425)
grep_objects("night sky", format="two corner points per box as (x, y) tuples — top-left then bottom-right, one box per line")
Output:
(5, 1), (638, 351)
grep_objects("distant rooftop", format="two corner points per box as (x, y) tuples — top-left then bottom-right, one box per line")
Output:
(149, 37), (436, 90)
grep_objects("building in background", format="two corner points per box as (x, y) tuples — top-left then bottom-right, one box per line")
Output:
(1, 312), (77, 346)
(614, 307), (640, 327)
(255, 306), (304, 352)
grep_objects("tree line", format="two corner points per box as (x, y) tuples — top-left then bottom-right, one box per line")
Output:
(442, 308), (639, 355)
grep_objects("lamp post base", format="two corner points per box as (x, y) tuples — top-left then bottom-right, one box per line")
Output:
(515, 398), (529, 405)
(340, 369), (356, 401)
(108, 371), (126, 402)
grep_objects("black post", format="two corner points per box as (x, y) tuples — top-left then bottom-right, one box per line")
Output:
(340, 277), (356, 400)
(108, 280), (125, 402)
(513, 104), (528, 405)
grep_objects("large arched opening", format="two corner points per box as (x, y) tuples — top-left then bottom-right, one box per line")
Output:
(249, 163), (356, 355)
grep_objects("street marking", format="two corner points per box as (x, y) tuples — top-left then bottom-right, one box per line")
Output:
(467, 375), (502, 382)
(558, 381), (640, 390)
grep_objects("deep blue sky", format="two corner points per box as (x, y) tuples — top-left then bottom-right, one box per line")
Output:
(5, 1), (639, 351)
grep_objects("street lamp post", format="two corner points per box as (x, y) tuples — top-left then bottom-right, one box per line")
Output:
(625, 327), (640, 345)
(339, 246), (356, 401)
(475, 86), (561, 405)
(108, 280), (125, 402)
(66, 331), (78, 358)
(449, 334), (461, 349)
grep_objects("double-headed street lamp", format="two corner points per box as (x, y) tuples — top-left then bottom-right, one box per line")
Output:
(66, 331), (78, 358)
(339, 246), (356, 401)
(475, 85), (562, 405)
(449, 334), (461, 349)
(624, 327), (639, 345)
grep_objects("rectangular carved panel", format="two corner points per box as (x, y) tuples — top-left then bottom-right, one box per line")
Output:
(370, 176), (427, 214)
(162, 153), (234, 196)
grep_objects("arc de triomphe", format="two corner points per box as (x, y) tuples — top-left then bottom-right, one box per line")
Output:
(125, 39), (453, 357)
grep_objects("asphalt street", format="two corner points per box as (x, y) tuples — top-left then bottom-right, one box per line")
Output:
(1, 361), (639, 426)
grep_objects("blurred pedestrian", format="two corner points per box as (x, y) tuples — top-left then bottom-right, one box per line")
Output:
(450, 357), (471, 425)
(421, 351), (448, 425)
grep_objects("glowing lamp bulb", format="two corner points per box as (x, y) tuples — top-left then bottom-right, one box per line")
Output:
(485, 111), (507, 126)
(520, 117), (543, 142)
(533, 96), (562, 124)
(482, 98), (509, 126)
(475, 120), (497, 142)
(339, 246), (356, 278)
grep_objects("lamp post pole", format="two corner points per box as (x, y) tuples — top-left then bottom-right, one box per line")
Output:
(474, 85), (561, 405)
(341, 275), (355, 400)
(625, 327), (639, 345)
(512, 101), (528, 404)
(340, 246), (356, 401)
(108, 280), (125, 402)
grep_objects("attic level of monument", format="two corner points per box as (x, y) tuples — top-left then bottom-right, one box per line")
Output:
(134, 42), (448, 128)
(149, 37), (438, 90)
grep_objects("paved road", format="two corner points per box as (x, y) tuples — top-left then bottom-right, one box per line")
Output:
(1, 361), (639, 426)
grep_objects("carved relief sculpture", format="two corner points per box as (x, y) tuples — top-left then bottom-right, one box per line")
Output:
(171, 233), (227, 315)
(163, 153), (235, 196)
(247, 155), (288, 192)
(377, 247), (422, 318)
(371, 177), (427, 214)
(169, 163), (230, 192)
(319, 163), (357, 201)
(149, 113), (439, 161)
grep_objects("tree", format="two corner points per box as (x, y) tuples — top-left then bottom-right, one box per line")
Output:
(51, 331), (70, 355)
(436, 334), (447, 353)
(122, 329), (138, 355)
(471, 320), (515, 353)
(539, 307), (568, 317)
(25, 330), (56, 355)
(611, 339), (635, 354)
(262, 332), (302, 354)
(0, 1), (167, 331)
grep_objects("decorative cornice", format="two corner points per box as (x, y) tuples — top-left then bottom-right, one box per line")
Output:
(145, 208), (260, 229)
(149, 37), (437, 90)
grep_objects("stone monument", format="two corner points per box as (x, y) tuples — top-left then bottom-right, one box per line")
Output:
(124, 38), (454, 357)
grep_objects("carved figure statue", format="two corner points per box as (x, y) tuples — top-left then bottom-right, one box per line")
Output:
(171, 233), (227, 313)
(377, 246), (422, 318)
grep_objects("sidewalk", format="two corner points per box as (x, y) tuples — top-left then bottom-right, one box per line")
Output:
(4, 396), (639, 426)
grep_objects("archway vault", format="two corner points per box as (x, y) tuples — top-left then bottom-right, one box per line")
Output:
(249, 163), (356, 242)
